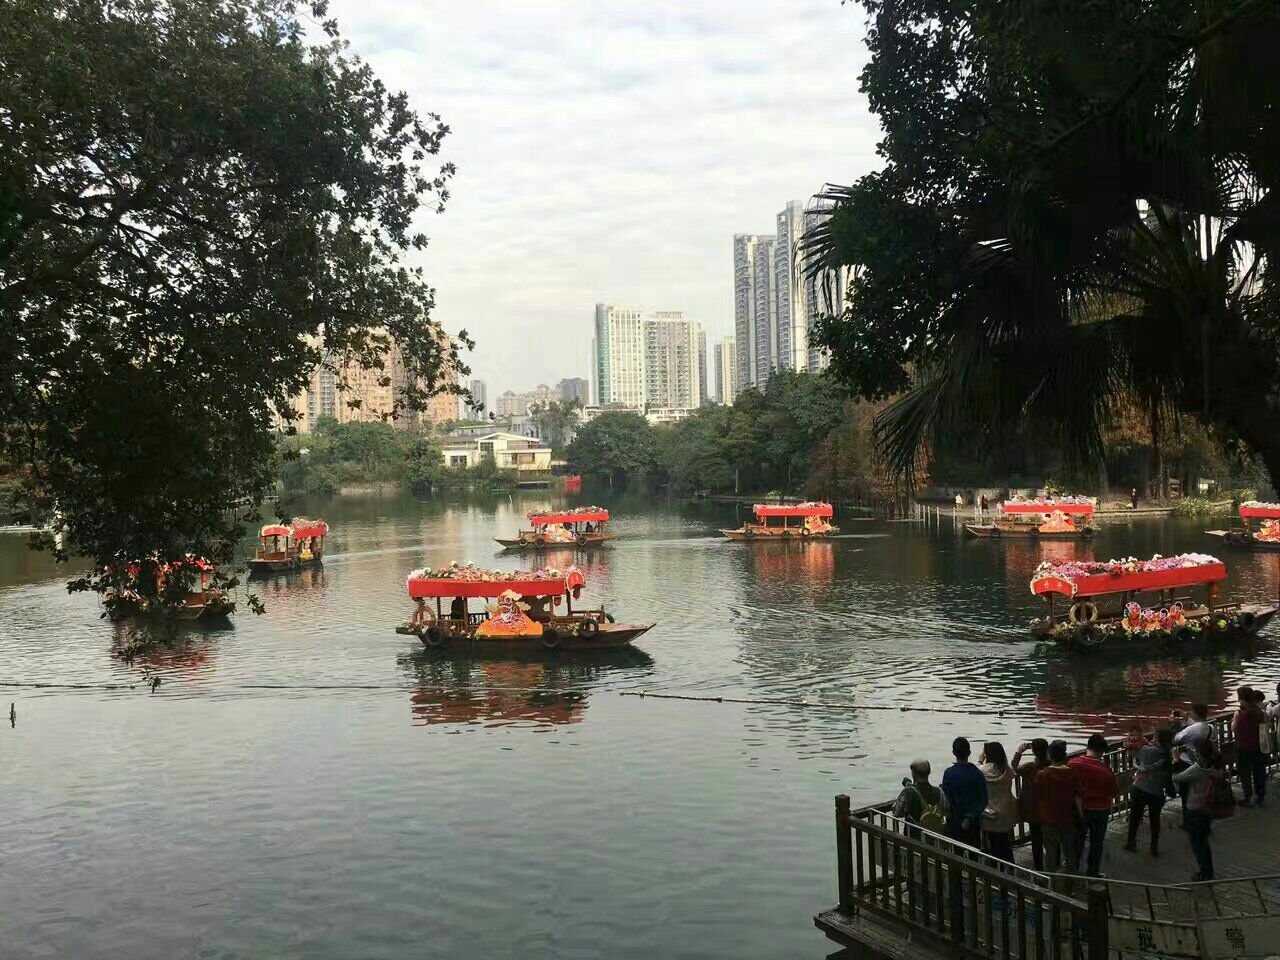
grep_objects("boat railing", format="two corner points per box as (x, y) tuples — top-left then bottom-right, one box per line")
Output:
(835, 797), (1104, 959)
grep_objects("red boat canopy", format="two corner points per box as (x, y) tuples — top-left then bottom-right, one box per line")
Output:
(527, 510), (608, 526)
(1031, 555), (1225, 599)
(407, 566), (586, 599)
(1002, 501), (1095, 516)
(753, 502), (833, 518)
(261, 524), (292, 538)
(290, 518), (329, 538)
(1240, 504), (1280, 520)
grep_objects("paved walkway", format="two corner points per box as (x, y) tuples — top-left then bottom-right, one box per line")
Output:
(1013, 783), (1280, 920)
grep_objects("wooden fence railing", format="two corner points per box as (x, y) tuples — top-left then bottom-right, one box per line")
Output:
(836, 796), (1107, 959)
(827, 706), (1279, 959)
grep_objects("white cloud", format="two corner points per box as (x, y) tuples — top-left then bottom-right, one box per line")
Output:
(326, 0), (881, 393)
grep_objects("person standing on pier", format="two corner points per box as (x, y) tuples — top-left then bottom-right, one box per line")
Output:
(1013, 739), (1050, 870)
(1174, 742), (1225, 881)
(979, 742), (1017, 862)
(1233, 686), (1267, 807)
(941, 737), (988, 848)
(1172, 703), (1213, 821)
(891, 760), (947, 837)
(1069, 734), (1120, 877)
(1123, 728), (1174, 856)
(1034, 740), (1080, 872)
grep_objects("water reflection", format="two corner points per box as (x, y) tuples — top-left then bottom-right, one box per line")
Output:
(397, 647), (654, 728)
(750, 541), (835, 595)
(1035, 654), (1242, 735)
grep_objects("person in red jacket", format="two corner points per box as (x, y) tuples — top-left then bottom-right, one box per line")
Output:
(1035, 740), (1081, 873)
(1069, 733), (1120, 877)
(1233, 685), (1267, 806)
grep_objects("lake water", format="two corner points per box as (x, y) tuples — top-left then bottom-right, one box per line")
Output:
(1, 493), (1278, 959)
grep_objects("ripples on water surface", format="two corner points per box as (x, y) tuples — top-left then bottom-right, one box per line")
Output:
(2, 493), (1279, 959)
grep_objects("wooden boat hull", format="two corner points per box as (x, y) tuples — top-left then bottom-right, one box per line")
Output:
(721, 527), (839, 541)
(395, 621), (652, 651)
(965, 523), (1091, 539)
(108, 595), (236, 622)
(1204, 529), (1280, 551)
(1031, 603), (1277, 649)
(248, 556), (323, 575)
(495, 534), (614, 549)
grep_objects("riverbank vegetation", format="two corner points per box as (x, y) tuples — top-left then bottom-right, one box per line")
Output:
(565, 370), (1271, 505)
(805, 1), (1280, 490)
(0, 0), (463, 587)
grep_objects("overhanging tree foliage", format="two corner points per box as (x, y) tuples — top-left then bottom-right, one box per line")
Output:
(805, 0), (1280, 486)
(0, 0), (465, 581)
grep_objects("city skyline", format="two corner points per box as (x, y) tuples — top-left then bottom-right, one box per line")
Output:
(325, 0), (876, 389)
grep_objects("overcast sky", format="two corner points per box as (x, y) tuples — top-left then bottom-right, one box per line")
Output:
(327, 0), (880, 395)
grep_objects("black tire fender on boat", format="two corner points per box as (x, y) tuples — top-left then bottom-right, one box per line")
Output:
(1029, 526), (1040, 540)
(1238, 610), (1259, 634)
(534, 535), (547, 547)
(576, 534), (588, 546)
(1081, 525), (1096, 539)
(422, 625), (446, 647)
(989, 526), (1001, 539)
(604, 612), (616, 624)
(542, 627), (562, 649)
(579, 618), (600, 639)
(781, 529), (793, 539)
(517, 534), (529, 546)
(1074, 624), (1104, 647)
(800, 527), (811, 538)
(743, 528), (755, 540)
(1068, 601), (1098, 625)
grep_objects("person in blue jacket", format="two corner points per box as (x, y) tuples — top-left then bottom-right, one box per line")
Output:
(942, 736), (988, 847)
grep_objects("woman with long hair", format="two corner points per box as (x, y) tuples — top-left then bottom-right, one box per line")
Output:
(979, 741), (1017, 862)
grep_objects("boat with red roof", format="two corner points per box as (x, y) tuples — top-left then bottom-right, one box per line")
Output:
(722, 501), (838, 540)
(1028, 552), (1275, 648)
(495, 507), (612, 549)
(104, 556), (235, 622)
(966, 496), (1097, 539)
(248, 518), (329, 574)
(1205, 501), (1280, 550)
(394, 563), (653, 650)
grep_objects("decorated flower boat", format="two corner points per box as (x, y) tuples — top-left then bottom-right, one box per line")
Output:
(722, 502), (839, 540)
(248, 518), (329, 575)
(966, 496), (1096, 539)
(1028, 552), (1276, 649)
(495, 508), (612, 550)
(1205, 501), (1280, 550)
(394, 563), (653, 650)
(104, 556), (235, 622)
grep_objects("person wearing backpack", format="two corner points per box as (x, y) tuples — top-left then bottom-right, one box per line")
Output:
(892, 759), (948, 837)
(1174, 741), (1227, 881)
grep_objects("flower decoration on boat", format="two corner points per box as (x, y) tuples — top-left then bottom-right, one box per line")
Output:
(1257, 519), (1280, 542)
(406, 563), (578, 583)
(1241, 500), (1280, 511)
(1121, 602), (1143, 633)
(1005, 494), (1097, 506)
(526, 506), (608, 519)
(1030, 553), (1221, 595)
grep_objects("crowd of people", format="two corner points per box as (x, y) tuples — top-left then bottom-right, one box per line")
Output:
(891, 684), (1280, 882)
